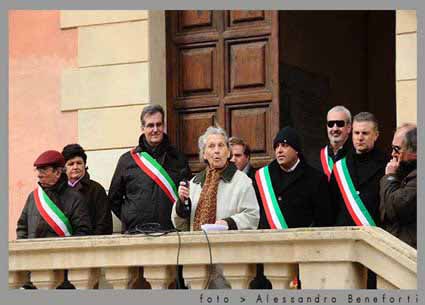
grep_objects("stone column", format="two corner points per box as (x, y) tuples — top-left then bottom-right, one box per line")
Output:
(299, 262), (367, 289)
(143, 265), (176, 289)
(68, 268), (101, 289)
(30, 270), (64, 289)
(8, 271), (28, 289)
(377, 275), (398, 289)
(264, 263), (298, 289)
(222, 264), (256, 289)
(104, 267), (138, 289)
(183, 265), (209, 289)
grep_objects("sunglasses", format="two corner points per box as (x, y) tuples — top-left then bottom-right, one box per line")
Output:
(391, 145), (401, 153)
(327, 120), (346, 128)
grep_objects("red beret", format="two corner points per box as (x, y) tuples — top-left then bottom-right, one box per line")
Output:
(34, 150), (65, 168)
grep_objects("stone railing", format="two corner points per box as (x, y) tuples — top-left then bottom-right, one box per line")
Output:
(9, 227), (416, 289)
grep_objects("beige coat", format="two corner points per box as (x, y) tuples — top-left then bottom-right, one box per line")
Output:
(171, 165), (260, 231)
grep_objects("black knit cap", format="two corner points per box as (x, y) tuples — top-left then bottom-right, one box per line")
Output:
(62, 144), (87, 164)
(273, 126), (302, 152)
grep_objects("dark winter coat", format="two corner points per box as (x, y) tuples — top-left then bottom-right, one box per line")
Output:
(330, 147), (387, 226)
(379, 160), (417, 248)
(109, 134), (191, 232)
(72, 173), (113, 235)
(254, 159), (333, 229)
(16, 174), (92, 239)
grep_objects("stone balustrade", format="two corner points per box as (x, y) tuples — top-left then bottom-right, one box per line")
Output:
(9, 227), (416, 289)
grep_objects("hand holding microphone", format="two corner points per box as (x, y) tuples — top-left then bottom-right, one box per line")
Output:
(178, 180), (191, 215)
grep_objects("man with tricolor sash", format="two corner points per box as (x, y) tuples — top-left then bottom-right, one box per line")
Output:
(329, 112), (386, 289)
(109, 105), (191, 233)
(250, 127), (332, 289)
(16, 150), (92, 239)
(318, 105), (352, 180)
(329, 112), (386, 228)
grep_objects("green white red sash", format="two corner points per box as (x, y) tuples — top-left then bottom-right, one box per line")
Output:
(130, 150), (178, 204)
(255, 165), (288, 229)
(33, 186), (73, 237)
(320, 146), (334, 180)
(333, 158), (376, 226)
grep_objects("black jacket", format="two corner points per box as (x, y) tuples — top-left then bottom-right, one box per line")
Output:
(379, 160), (417, 248)
(254, 159), (333, 229)
(330, 147), (387, 226)
(16, 174), (92, 239)
(109, 134), (191, 232)
(72, 173), (113, 235)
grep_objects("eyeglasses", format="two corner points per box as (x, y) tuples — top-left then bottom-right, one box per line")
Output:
(327, 120), (346, 128)
(144, 123), (163, 129)
(391, 145), (401, 154)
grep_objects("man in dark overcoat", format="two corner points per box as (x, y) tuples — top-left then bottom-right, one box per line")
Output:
(329, 112), (387, 289)
(251, 126), (333, 289)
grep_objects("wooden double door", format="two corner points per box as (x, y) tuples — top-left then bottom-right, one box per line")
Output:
(166, 11), (280, 172)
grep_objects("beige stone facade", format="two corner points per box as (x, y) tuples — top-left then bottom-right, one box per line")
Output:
(396, 10), (417, 125)
(60, 10), (167, 192)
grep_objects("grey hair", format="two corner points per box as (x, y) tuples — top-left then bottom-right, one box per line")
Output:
(353, 112), (379, 132)
(198, 126), (229, 162)
(327, 105), (352, 124)
(140, 104), (165, 127)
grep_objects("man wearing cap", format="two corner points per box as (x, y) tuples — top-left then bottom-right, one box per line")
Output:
(109, 104), (191, 233)
(318, 105), (353, 180)
(250, 126), (332, 289)
(16, 150), (92, 238)
(62, 144), (113, 235)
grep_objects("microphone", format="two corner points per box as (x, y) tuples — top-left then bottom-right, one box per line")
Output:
(182, 180), (192, 214)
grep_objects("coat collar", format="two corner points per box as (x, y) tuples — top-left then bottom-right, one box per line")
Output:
(268, 159), (306, 194)
(348, 147), (386, 186)
(193, 162), (237, 187)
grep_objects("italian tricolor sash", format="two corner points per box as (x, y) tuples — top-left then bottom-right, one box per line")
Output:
(333, 158), (376, 226)
(130, 150), (178, 204)
(255, 166), (288, 229)
(33, 186), (73, 237)
(320, 146), (334, 180)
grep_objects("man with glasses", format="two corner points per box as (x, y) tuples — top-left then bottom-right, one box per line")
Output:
(109, 104), (191, 233)
(329, 112), (387, 288)
(319, 105), (352, 180)
(379, 124), (417, 248)
(17, 150), (92, 239)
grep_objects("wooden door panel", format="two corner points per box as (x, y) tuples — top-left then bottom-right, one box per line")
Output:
(167, 11), (279, 171)
(227, 39), (269, 93)
(228, 105), (268, 153)
(229, 11), (265, 24)
(178, 44), (218, 97)
(179, 11), (213, 30)
(178, 109), (218, 171)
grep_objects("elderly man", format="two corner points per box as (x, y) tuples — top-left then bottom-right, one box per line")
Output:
(229, 136), (255, 179)
(319, 105), (352, 180)
(251, 126), (332, 289)
(380, 124), (417, 248)
(16, 150), (92, 289)
(17, 150), (92, 239)
(109, 104), (191, 233)
(62, 144), (112, 235)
